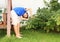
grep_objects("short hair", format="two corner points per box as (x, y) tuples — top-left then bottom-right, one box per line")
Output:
(22, 12), (28, 19)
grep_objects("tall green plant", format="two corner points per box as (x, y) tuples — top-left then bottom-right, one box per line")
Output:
(44, 0), (60, 11)
(25, 0), (60, 33)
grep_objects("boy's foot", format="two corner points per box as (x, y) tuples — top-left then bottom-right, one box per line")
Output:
(18, 34), (23, 37)
(20, 34), (23, 36)
(16, 34), (23, 38)
(16, 36), (22, 38)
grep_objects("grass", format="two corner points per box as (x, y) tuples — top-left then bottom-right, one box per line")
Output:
(0, 29), (60, 42)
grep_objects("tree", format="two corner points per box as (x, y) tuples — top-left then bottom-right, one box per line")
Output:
(25, 0), (60, 33)
(44, 0), (60, 11)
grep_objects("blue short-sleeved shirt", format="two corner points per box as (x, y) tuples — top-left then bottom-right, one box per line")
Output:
(13, 7), (26, 16)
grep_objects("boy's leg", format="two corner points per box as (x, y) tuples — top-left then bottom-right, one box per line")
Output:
(14, 23), (22, 38)
(17, 23), (20, 36)
(13, 24), (18, 37)
(17, 23), (23, 37)
(17, 16), (22, 36)
(11, 10), (22, 38)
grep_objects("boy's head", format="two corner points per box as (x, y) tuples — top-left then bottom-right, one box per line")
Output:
(22, 8), (29, 19)
(22, 12), (28, 19)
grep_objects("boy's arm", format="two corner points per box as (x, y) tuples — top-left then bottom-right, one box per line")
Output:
(20, 16), (28, 20)
(26, 8), (33, 18)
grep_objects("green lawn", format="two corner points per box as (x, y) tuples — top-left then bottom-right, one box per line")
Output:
(0, 29), (60, 42)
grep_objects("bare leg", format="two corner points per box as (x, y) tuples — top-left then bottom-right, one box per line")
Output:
(14, 24), (22, 38)
(13, 24), (18, 37)
(17, 23), (20, 36)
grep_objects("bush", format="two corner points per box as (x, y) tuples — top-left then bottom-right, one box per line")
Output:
(25, 7), (60, 33)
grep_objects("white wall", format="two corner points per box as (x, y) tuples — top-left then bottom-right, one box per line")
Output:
(12, 0), (45, 14)
(0, 0), (7, 8)
(0, 0), (60, 14)
(0, 0), (45, 14)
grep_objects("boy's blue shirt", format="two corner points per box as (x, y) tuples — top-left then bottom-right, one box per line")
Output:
(13, 7), (26, 16)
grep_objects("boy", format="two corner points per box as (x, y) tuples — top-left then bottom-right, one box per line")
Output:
(11, 7), (32, 38)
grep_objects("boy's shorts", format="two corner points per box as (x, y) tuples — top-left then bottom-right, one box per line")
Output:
(11, 10), (21, 25)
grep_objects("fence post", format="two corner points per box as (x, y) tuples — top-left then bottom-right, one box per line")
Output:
(7, 0), (12, 37)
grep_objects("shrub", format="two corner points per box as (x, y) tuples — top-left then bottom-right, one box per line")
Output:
(25, 8), (60, 33)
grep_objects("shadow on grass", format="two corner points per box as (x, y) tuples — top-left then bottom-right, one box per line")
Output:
(0, 29), (7, 39)
(0, 26), (15, 39)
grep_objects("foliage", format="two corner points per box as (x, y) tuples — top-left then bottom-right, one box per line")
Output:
(25, 7), (60, 32)
(44, 0), (60, 11)
(25, 0), (60, 33)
